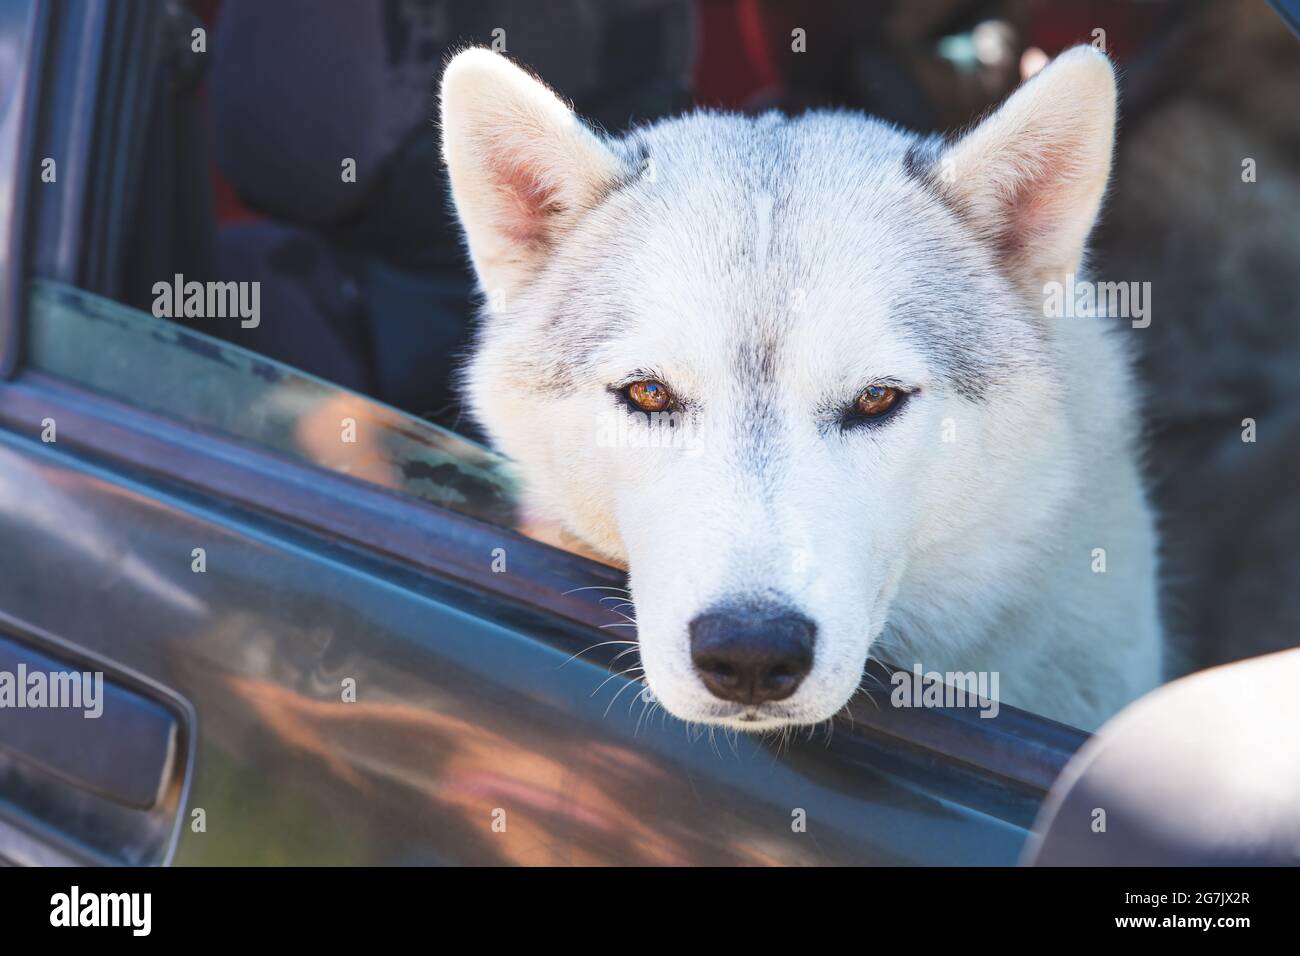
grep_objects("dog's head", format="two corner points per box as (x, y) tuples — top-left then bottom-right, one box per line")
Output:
(441, 47), (1116, 730)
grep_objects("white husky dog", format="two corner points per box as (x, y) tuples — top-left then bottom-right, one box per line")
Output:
(440, 46), (1163, 732)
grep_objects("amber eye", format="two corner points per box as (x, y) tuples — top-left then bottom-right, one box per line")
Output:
(625, 379), (673, 413)
(854, 384), (901, 417)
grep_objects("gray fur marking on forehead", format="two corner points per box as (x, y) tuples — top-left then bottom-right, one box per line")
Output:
(901, 132), (981, 240)
(901, 134), (947, 185)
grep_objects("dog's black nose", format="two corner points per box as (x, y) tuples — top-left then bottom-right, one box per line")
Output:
(689, 608), (816, 705)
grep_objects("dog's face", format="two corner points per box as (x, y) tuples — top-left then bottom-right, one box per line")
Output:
(442, 48), (1115, 730)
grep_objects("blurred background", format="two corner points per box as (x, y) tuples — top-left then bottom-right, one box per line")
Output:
(121, 0), (1299, 680)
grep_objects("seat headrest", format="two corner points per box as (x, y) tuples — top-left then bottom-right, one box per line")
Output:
(211, 0), (694, 253)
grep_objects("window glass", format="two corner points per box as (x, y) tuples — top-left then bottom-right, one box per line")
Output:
(28, 278), (515, 531)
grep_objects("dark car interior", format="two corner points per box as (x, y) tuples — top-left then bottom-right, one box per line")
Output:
(119, 0), (698, 431)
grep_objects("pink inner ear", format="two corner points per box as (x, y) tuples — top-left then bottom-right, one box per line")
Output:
(488, 151), (565, 246)
(1000, 185), (1054, 260)
(996, 139), (1090, 262)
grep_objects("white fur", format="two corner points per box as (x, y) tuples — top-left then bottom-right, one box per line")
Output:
(441, 46), (1163, 732)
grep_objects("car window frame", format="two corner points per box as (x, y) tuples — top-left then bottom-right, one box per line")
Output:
(0, 0), (1090, 806)
(0, 0), (46, 379)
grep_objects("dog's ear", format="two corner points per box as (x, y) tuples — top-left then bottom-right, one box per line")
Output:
(440, 48), (624, 302)
(935, 46), (1116, 286)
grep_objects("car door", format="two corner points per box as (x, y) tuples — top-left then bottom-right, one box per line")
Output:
(0, 0), (1084, 866)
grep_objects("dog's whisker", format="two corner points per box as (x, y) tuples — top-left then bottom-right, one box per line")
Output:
(631, 685), (657, 731)
(603, 673), (646, 719)
(557, 639), (639, 667)
(591, 665), (645, 698)
(857, 688), (880, 712)
(609, 645), (642, 666)
(563, 585), (632, 598)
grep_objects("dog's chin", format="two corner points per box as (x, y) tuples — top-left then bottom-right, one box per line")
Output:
(715, 712), (808, 733)
(666, 699), (842, 734)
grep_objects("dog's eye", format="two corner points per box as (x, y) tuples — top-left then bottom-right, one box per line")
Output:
(854, 385), (900, 417)
(840, 384), (910, 430)
(624, 379), (673, 413)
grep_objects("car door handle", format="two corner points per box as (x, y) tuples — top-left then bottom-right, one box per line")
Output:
(0, 633), (178, 811)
